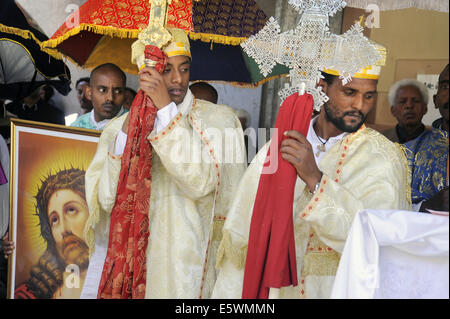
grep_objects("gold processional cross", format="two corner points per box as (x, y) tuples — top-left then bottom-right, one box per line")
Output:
(132, 0), (173, 70)
(241, 0), (384, 159)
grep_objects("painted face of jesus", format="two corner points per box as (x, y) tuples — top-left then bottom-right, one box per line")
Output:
(47, 189), (90, 270)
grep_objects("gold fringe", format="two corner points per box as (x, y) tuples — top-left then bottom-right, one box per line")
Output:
(395, 143), (413, 207)
(215, 230), (247, 270)
(301, 251), (340, 277)
(188, 31), (247, 46)
(0, 25), (69, 78)
(41, 23), (140, 49)
(4, 21), (286, 85)
(44, 47), (90, 70)
(40, 25), (248, 53)
(0, 23), (43, 43)
(243, 74), (287, 87)
(192, 74), (288, 89)
(39, 23), (141, 62)
(37, 25), (258, 66)
(0, 23), (62, 59)
(0, 38), (49, 79)
(0, 23), (73, 62)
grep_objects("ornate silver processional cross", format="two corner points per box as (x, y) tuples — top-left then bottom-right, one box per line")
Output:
(241, 0), (384, 111)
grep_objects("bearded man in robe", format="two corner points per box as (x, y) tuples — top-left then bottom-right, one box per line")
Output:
(212, 51), (411, 299)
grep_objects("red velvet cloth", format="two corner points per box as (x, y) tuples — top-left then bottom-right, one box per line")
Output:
(242, 93), (314, 299)
(97, 45), (168, 299)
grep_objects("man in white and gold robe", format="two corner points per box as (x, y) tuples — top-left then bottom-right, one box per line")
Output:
(212, 66), (412, 299)
(81, 29), (247, 299)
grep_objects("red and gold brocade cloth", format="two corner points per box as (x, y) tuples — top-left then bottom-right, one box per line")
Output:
(242, 93), (314, 299)
(48, 0), (268, 45)
(41, 0), (192, 73)
(97, 45), (168, 299)
(51, 0), (193, 39)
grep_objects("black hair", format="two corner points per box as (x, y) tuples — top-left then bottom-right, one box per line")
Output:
(41, 85), (54, 101)
(439, 64), (449, 82)
(189, 81), (218, 103)
(75, 77), (90, 87)
(90, 63), (126, 87)
(320, 71), (338, 86)
(125, 87), (137, 96)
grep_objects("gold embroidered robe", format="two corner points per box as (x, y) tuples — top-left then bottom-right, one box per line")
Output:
(212, 126), (411, 299)
(82, 91), (247, 299)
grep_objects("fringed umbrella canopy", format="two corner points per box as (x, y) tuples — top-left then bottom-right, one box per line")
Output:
(41, 0), (288, 86)
(41, 0), (193, 75)
(189, 0), (288, 86)
(0, 0), (71, 100)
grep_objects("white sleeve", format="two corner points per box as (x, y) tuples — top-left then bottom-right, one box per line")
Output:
(114, 130), (128, 156)
(113, 102), (178, 155)
(154, 102), (178, 134)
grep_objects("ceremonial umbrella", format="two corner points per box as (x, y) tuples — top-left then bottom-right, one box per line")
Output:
(40, 0), (287, 86)
(0, 0), (71, 101)
(188, 0), (288, 85)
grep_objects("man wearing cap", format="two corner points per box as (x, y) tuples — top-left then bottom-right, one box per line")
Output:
(212, 51), (411, 299)
(81, 28), (247, 299)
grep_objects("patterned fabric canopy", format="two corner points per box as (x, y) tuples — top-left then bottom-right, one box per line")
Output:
(39, 0), (283, 85)
(49, 0), (193, 41)
(191, 0), (267, 44)
(40, 0), (192, 74)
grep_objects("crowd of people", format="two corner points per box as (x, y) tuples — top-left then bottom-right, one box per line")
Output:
(0, 25), (448, 299)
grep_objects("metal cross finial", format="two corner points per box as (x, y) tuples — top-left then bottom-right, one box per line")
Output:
(241, 0), (382, 111)
(138, 0), (173, 48)
(132, 0), (173, 68)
